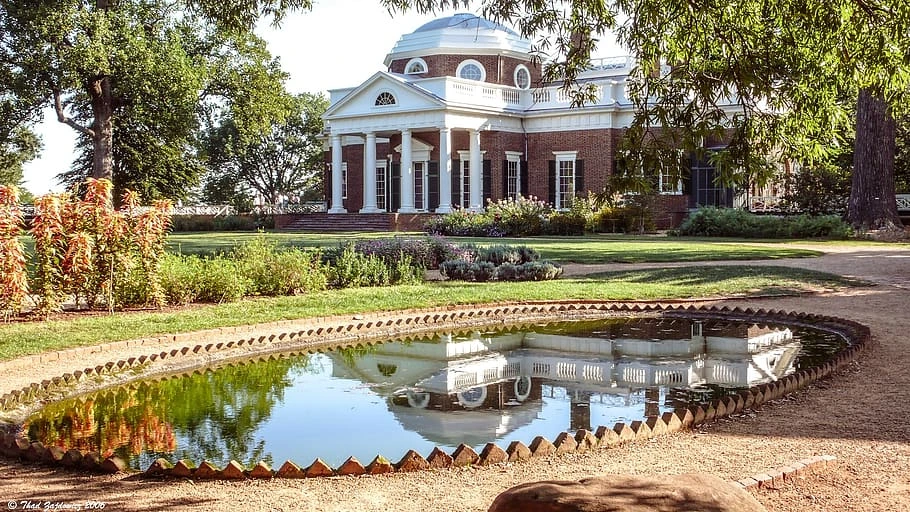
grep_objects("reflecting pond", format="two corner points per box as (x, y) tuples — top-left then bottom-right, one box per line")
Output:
(25, 316), (848, 469)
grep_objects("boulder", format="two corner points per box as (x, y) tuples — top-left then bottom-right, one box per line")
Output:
(488, 473), (766, 512)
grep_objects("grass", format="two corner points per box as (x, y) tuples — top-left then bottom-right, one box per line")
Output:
(0, 265), (862, 361)
(163, 231), (823, 262)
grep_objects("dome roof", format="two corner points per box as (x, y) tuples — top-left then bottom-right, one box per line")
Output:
(384, 13), (531, 66)
(413, 13), (519, 36)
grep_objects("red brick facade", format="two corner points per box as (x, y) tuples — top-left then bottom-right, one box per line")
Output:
(327, 127), (693, 228)
(388, 54), (542, 88)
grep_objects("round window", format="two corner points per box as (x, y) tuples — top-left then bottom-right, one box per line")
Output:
(515, 66), (531, 89)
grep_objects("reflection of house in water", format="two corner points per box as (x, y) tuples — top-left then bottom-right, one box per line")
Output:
(330, 318), (800, 445)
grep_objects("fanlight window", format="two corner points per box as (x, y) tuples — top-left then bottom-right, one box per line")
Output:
(375, 92), (397, 106)
(405, 58), (427, 74)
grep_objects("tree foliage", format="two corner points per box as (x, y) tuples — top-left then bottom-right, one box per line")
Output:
(201, 92), (328, 206)
(382, 0), (910, 229)
(0, 0), (312, 194)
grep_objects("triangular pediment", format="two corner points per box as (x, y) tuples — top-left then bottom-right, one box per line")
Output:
(324, 72), (444, 119)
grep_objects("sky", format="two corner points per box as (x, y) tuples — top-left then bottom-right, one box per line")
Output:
(20, 0), (623, 195)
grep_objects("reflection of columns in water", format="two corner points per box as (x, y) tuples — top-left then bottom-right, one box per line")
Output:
(644, 387), (660, 418)
(570, 390), (592, 432)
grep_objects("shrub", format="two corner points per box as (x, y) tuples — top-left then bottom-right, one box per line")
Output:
(232, 235), (327, 296)
(213, 215), (262, 231)
(545, 211), (587, 235)
(159, 254), (200, 305)
(170, 216), (215, 232)
(477, 244), (539, 265)
(30, 179), (172, 312)
(423, 209), (503, 237)
(678, 207), (851, 238)
(195, 257), (248, 303)
(330, 244), (391, 288)
(354, 236), (441, 269)
(0, 185), (28, 316)
(439, 260), (496, 282)
(515, 261), (564, 281)
(485, 195), (551, 236)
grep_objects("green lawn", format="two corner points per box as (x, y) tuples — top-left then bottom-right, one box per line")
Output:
(0, 265), (862, 361)
(165, 231), (822, 262)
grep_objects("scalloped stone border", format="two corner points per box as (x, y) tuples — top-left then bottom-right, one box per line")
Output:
(0, 301), (871, 478)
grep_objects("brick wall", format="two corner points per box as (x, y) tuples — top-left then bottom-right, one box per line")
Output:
(388, 54), (542, 87)
(326, 128), (694, 227)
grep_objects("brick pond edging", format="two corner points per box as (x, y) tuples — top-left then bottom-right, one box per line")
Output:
(0, 301), (872, 479)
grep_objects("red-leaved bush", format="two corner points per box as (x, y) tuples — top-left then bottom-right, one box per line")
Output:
(0, 185), (29, 317)
(30, 179), (172, 314)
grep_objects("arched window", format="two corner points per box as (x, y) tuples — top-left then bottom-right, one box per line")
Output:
(457, 59), (486, 81)
(404, 57), (427, 74)
(514, 64), (531, 89)
(374, 91), (397, 106)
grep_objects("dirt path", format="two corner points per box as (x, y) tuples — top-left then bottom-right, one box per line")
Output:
(2, 244), (909, 512)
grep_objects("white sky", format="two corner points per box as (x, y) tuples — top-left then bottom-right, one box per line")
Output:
(21, 0), (622, 194)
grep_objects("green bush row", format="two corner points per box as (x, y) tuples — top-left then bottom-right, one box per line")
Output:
(677, 207), (852, 238)
(144, 236), (426, 306)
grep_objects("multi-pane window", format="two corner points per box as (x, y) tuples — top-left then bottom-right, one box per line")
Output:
(557, 159), (575, 209)
(374, 92), (396, 106)
(514, 65), (531, 89)
(506, 153), (521, 199)
(457, 60), (486, 82)
(341, 162), (348, 199)
(460, 160), (471, 208)
(658, 170), (681, 194)
(376, 162), (387, 210)
(413, 161), (425, 210)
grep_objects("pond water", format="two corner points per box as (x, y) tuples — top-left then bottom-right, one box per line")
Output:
(25, 316), (847, 470)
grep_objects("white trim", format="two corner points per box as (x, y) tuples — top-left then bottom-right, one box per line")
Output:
(505, 151), (522, 199)
(514, 64), (531, 90)
(404, 57), (428, 74)
(456, 59), (487, 82)
(553, 152), (577, 210)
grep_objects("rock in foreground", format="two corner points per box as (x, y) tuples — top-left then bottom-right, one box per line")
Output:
(488, 473), (766, 512)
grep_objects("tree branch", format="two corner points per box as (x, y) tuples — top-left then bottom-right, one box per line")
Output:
(53, 88), (95, 138)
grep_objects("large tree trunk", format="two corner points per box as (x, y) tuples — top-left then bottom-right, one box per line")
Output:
(88, 75), (114, 181)
(848, 88), (902, 230)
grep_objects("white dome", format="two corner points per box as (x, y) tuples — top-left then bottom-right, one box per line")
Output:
(384, 13), (532, 66)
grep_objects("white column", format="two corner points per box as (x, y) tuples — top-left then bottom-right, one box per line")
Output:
(399, 129), (416, 213)
(360, 132), (379, 213)
(328, 134), (346, 213)
(436, 127), (453, 213)
(469, 129), (483, 211)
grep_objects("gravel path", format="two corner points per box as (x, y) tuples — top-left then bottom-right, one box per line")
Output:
(1, 243), (909, 512)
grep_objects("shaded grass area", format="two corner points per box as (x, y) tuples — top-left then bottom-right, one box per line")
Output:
(0, 266), (861, 361)
(164, 232), (822, 263)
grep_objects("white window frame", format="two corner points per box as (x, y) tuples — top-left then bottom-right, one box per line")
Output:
(375, 160), (388, 211)
(413, 161), (428, 211)
(373, 90), (397, 107)
(404, 57), (428, 75)
(457, 150), (471, 209)
(456, 59), (486, 82)
(505, 151), (523, 199)
(514, 64), (531, 90)
(341, 162), (348, 200)
(553, 151), (577, 210)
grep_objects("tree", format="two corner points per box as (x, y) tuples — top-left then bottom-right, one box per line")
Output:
(0, 126), (40, 189)
(201, 92), (329, 205)
(0, 0), (313, 184)
(53, 26), (293, 203)
(382, 0), (910, 230)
